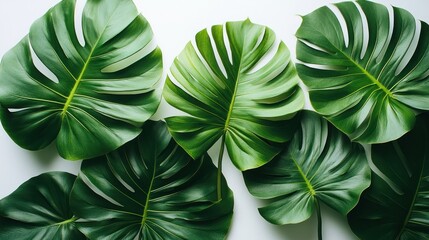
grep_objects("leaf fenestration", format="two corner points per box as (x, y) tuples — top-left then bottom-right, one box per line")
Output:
(348, 114), (429, 240)
(70, 121), (234, 240)
(164, 19), (304, 171)
(0, 0), (162, 160)
(244, 111), (370, 234)
(296, 1), (429, 144)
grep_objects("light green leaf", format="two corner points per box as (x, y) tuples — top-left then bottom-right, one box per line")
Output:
(163, 19), (304, 171)
(244, 111), (370, 236)
(0, 172), (85, 240)
(348, 114), (429, 240)
(296, 0), (429, 144)
(70, 121), (234, 240)
(0, 0), (162, 160)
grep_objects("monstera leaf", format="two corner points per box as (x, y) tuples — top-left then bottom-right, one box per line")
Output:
(244, 111), (370, 239)
(163, 19), (304, 171)
(296, 0), (429, 144)
(70, 121), (234, 240)
(348, 114), (429, 240)
(0, 172), (84, 239)
(0, 0), (162, 160)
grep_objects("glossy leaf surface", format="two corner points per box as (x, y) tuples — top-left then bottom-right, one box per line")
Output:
(244, 111), (370, 225)
(296, 1), (429, 144)
(0, 0), (162, 160)
(70, 121), (234, 240)
(0, 172), (84, 239)
(164, 19), (304, 171)
(348, 114), (429, 240)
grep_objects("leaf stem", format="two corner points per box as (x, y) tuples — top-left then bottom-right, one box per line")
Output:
(217, 135), (226, 201)
(55, 216), (78, 226)
(315, 198), (323, 240)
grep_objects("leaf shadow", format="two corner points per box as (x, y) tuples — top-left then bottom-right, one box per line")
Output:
(260, 200), (317, 240)
(254, 200), (358, 240)
(30, 141), (61, 167)
(274, 218), (317, 240)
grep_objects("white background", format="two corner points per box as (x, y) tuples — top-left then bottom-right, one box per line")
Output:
(0, 1), (427, 239)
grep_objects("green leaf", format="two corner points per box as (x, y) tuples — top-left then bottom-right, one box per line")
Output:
(296, 0), (429, 144)
(163, 19), (304, 171)
(244, 111), (370, 226)
(348, 114), (429, 240)
(0, 172), (85, 240)
(70, 121), (234, 240)
(0, 0), (162, 160)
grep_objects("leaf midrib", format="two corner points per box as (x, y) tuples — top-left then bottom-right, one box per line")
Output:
(60, 45), (96, 117)
(141, 157), (157, 228)
(60, 5), (120, 117)
(223, 48), (244, 133)
(53, 216), (78, 226)
(291, 158), (316, 196)
(304, 27), (394, 98)
(396, 147), (427, 239)
(339, 49), (394, 98)
(224, 73), (240, 132)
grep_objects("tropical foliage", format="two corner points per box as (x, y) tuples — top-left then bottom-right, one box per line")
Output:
(0, 172), (84, 240)
(0, 0), (162, 160)
(348, 114), (429, 240)
(71, 121), (234, 240)
(244, 111), (370, 238)
(296, 0), (429, 144)
(1, 0), (428, 240)
(164, 19), (304, 171)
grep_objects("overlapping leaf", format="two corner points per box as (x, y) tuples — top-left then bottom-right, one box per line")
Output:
(70, 121), (234, 240)
(296, 0), (429, 144)
(244, 111), (370, 226)
(0, 0), (162, 160)
(348, 114), (429, 240)
(164, 19), (304, 171)
(0, 172), (84, 240)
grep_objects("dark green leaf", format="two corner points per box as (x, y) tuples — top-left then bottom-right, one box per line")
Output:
(70, 121), (234, 240)
(244, 111), (370, 225)
(163, 19), (304, 171)
(296, 1), (429, 144)
(0, 172), (84, 240)
(348, 114), (429, 240)
(0, 0), (162, 160)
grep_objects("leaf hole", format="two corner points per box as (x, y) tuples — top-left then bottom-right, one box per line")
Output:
(223, 23), (234, 65)
(74, 0), (86, 47)
(296, 60), (347, 71)
(395, 19), (421, 76)
(367, 145), (404, 195)
(80, 173), (124, 207)
(29, 40), (59, 83)
(190, 35), (226, 89)
(247, 30), (281, 75)
(167, 62), (198, 102)
(207, 27), (228, 79)
(298, 39), (333, 54)
(101, 38), (158, 73)
(254, 27), (266, 50)
(376, 4), (394, 63)
(353, 2), (369, 60)
(8, 107), (32, 113)
(327, 4), (349, 48)
(107, 158), (136, 193)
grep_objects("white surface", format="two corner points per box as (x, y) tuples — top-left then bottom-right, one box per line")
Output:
(0, 1), (427, 240)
